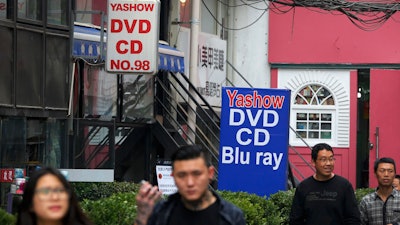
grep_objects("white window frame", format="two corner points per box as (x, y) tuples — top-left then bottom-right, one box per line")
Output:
(291, 108), (336, 146)
(278, 69), (351, 148)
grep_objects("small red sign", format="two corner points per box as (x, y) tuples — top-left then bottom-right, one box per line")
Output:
(0, 169), (14, 183)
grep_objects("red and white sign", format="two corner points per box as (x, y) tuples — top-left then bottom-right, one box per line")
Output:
(106, 0), (160, 75)
(155, 165), (177, 195)
(0, 169), (14, 183)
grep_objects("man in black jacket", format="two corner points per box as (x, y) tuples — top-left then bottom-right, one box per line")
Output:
(289, 143), (361, 225)
(134, 145), (245, 225)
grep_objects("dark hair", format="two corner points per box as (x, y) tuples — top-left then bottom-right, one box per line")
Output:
(171, 145), (211, 168)
(395, 174), (400, 180)
(311, 143), (333, 161)
(17, 167), (92, 225)
(374, 157), (396, 173)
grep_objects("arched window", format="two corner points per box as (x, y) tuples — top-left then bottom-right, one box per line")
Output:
(278, 69), (350, 147)
(295, 84), (335, 106)
(293, 84), (335, 141)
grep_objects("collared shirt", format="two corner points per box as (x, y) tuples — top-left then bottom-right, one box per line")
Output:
(359, 188), (400, 225)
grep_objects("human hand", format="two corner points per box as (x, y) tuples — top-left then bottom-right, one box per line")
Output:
(134, 181), (162, 225)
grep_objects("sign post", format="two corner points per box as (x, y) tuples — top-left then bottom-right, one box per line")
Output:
(106, 0), (160, 74)
(218, 87), (291, 197)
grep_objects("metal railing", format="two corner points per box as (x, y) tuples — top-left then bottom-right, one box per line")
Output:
(154, 71), (221, 177)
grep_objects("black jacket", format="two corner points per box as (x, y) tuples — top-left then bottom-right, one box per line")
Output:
(147, 189), (246, 225)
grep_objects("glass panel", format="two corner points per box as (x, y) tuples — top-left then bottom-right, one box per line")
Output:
(16, 29), (43, 106)
(309, 113), (319, 121)
(298, 131), (307, 138)
(26, 119), (45, 165)
(47, 0), (68, 25)
(45, 34), (69, 108)
(321, 123), (331, 130)
(45, 119), (65, 168)
(84, 67), (118, 118)
(295, 111), (334, 141)
(122, 75), (154, 121)
(0, 26), (13, 104)
(321, 131), (331, 139)
(0, 0), (14, 20)
(1, 118), (26, 165)
(295, 95), (307, 104)
(309, 122), (319, 130)
(296, 122), (307, 130)
(308, 131), (319, 139)
(18, 0), (42, 21)
(321, 113), (332, 121)
(322, 96), (335, 105)
(295, 84), (335, 106)
(297, 113), (307, 120)
(74, 0), (93, 24)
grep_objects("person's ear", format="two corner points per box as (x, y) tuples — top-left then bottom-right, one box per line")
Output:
(208, 166), (215, 179)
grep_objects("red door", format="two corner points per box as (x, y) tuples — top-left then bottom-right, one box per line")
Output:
(369, 69), (400, 188)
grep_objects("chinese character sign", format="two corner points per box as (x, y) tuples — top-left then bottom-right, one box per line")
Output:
(0, 169), (15, 182)
(197, 33), (226, 107)
(218, 87), (291, 197)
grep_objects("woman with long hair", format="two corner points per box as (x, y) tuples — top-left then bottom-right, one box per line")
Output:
(17, 166), (93, 225)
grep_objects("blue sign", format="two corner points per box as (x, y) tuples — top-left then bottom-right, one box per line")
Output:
(218, 87), (291, 197)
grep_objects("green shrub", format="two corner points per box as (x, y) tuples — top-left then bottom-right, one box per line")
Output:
(218, 191), (284, 225)
(81, 192), (137, 225)
(355, 188), (375, 203)
(72, 181), (139, 201)
(74, 182), (376, 225)
(268, 189), (295, 225)
(0, 208), (16, 225)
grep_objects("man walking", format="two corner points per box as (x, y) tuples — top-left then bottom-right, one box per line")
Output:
(359, 157), (400, 225)
(134, 145), (245, 225)
(289, 143), (360, 225)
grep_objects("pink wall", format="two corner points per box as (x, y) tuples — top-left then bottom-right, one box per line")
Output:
(269, 9), (400, 64)
(369, 69), (400, 188)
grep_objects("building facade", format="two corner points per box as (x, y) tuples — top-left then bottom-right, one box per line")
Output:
(0, 0), (73, 208)
(269, 6), (400, 188)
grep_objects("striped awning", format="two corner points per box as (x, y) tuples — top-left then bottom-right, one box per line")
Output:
(73, 23), (185, 73)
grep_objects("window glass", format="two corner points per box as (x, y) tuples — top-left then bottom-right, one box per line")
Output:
(293, 84), (335, 142)
(16, 29), (43, 106)
(0, 26), (13, 105)
(0, 117), (26, 165)
(45, 119), (66, 168)
(0, 0), (15, 20)
(0, 1), (7, 19)
(47, 0), (68, 25)
(45, 34), (69, 108)
(295, 84), (335, 105)
(295, 112), (333, 140)
(122, 75), (154, 121)
(84, 67), (118, 118)
(18, 0), (42, 21)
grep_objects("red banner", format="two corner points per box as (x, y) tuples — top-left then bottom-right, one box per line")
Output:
(0, 169), (14, 183)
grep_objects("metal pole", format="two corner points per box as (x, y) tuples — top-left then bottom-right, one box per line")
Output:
(188, 0), (200, 143)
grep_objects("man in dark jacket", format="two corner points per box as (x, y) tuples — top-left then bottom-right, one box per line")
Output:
(134, 145), (245, 225)
(289, 143), (361, 225)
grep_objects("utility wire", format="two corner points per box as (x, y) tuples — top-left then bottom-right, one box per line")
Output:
(202, 0), (268, 31)
(203, 0), (400, 31)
